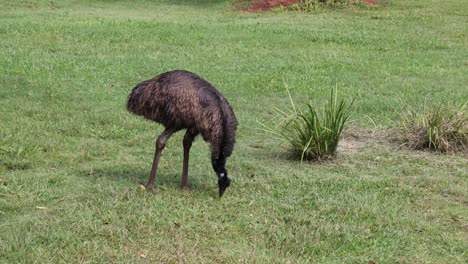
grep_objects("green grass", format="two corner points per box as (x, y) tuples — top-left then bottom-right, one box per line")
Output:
(1, 0), (467, 262)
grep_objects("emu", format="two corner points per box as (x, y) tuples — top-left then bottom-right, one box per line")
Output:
(127, 70), (237, 197)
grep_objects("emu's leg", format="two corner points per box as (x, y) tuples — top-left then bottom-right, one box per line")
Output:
(181, 129), (197, 190)
(146, 128), (175, 192)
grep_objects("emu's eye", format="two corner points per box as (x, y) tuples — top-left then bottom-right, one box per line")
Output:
(220, 173), (225, 177)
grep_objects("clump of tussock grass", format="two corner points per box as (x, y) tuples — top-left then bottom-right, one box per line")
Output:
(263, 85), (354, 161)
(283, 0), (367, 12)
(399, 101), (467, 153)
(301, 0), (351, 9)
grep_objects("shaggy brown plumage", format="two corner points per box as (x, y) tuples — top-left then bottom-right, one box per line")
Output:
(127, 70), (237, 197)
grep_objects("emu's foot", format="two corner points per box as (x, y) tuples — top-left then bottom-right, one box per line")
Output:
(181, 184), (191, 191)
(146, 184), (156, 193)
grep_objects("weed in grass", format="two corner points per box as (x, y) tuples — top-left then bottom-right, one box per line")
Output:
(399, 101), (467, 153)
(0, 134), (34, 171)
(264, 84), (354, 161)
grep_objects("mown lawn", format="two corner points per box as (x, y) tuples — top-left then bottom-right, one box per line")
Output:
(0, 0), (467, 262)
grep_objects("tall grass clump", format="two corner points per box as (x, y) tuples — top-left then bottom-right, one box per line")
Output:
(399, 102), (467, 153)
(282, 0), (376, 13)
(264, 87), (354, 161)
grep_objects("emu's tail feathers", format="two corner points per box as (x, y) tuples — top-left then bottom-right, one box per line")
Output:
(126, 80), (150, 116)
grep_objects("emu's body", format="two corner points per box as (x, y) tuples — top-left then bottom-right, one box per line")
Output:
(127, 70), (237, 196)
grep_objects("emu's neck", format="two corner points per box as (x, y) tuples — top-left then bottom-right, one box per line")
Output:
(211, 152), (227, 176)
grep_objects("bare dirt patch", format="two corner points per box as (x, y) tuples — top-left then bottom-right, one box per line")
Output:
(361, 0), (378, 5)
(242, 0), (300, 12)
(338, 127), (400, 152)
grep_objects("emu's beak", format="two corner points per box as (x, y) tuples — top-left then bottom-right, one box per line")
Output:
(219, 186), (226, 197)
(217, 174), (230, 198)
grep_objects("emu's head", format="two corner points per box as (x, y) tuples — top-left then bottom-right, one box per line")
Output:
(212, 154), (231, 197)
(217, 172), (231, 197)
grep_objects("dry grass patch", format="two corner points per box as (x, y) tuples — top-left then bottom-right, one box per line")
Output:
(399, 102), (467, 153)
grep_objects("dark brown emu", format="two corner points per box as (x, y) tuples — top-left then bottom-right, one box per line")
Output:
(127, 70), (237, 197)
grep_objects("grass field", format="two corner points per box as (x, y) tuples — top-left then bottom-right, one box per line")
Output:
(1, 0), (467, 262)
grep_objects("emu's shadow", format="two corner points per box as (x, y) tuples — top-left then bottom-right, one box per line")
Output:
(79, 164), (217, 195)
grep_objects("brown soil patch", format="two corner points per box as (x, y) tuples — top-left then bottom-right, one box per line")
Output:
(338, 127), (400, 152)
(242, 0), (300, 12)
(242, 0), (379, 12)
(361, 0), (378, 5)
